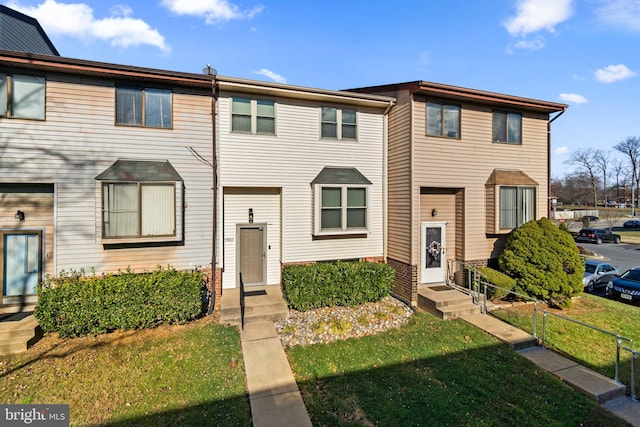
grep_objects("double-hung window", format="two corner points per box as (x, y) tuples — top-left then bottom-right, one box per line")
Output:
(321, 107), (357, 140)
(320, 187), (367, 231)
(231, 97), (275, 134)
(492, 111), (522, 144)
(500, 186), (535, 229)
(0, 74), (46, 120)
(116, 87), (172, 128)
(426, 101), (460, 138)
(312, 167), (371, 236)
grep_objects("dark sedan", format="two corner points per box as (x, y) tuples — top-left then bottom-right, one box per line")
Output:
(607, 267), (640, 303)
(575, 228), (621, 244)
(623, 220), (640, 228)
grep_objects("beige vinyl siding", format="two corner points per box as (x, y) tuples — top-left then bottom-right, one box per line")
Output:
(0, 193), (54, 278)
(222, 189), (281, 289)
(1, 79), (214, 275)
(386, 90), (412, 264)
(411, 99), (549, 263)
(218, 93), (385, 268)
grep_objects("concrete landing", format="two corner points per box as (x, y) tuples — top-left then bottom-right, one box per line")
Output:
(461, 313), (538, 350)
(241, 321), (312, 427)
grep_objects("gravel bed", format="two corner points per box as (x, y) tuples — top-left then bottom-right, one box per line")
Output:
(274, 296), (414, 347)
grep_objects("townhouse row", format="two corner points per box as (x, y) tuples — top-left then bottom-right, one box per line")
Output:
(0, 49), (566, 309)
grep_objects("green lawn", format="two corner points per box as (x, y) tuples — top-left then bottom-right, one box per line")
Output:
(0, 317), (250, 426)
(491, 294), (640, 391)
(285, 311), (628, 426)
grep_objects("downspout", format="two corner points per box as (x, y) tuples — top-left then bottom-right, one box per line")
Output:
(382, 100), (395, 263)
(208, 72), (219, 315)
(547, 109), (566, 218)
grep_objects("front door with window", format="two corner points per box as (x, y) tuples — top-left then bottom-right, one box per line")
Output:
(238, 226), (265, 287)
(1, 231), (42, 303)
(421, 222), (446, 284)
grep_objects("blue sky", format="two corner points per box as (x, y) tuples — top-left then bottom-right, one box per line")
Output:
(5, 0), (640, 178)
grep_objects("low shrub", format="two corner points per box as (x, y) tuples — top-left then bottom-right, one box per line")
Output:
(478, 266), (515, 299)
(282, 261), (395, 311)
(35, 266), (204, 338)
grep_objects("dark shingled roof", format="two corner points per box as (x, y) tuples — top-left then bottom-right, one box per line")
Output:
(0, 5), (59, 56)
(311, 167), (372, 185)
(96, 160), (182, 182)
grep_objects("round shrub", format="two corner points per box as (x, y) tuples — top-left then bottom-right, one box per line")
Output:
(498, 218), (584, 308)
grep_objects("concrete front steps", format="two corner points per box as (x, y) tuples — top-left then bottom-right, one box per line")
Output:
(0, 308), (42, 356)
(418, 284), (481, 320)
(219, 285), (289, 327)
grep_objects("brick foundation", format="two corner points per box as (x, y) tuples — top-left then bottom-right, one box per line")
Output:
(387, 258), (418, 306)
(201, 267), (222, 312)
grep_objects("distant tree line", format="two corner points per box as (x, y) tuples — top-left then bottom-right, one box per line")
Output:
(554, 136), (640, 209)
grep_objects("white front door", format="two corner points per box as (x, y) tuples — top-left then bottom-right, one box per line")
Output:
(2, 231), (42, 301)
(421, 222), (446, 284)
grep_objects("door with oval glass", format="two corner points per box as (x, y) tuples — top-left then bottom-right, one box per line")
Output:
(421, 222), (446, 284)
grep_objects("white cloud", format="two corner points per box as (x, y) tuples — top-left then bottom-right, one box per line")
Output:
(161, 0), (263, 24)
(559, 93), (588, 104)
(504, 0), (573, 37)
(594, 64), (637, 83)
(594, 0), (640, 32)
(254, 68), (286, 84)
(555, 146), (569, 155)
(506, 36), (545, 53)
(8, 0), (168, 52)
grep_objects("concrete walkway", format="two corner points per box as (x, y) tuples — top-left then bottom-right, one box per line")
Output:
(240, 321), (312, 427)
(461, 313), (640, 427)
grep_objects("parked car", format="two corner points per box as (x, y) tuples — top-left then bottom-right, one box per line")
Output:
(623, 220), (640, 229)
(575, 228), (621, 244)
(580, 215), (599, 222)
(607, 267), (640, 303)
(583, 260), (619, 292)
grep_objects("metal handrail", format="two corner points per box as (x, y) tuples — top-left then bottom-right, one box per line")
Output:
(623, 346), (639, 402)
(477, 279), (538, 338)
(239, 272), (245, 330)
(542, 310), (632, 383)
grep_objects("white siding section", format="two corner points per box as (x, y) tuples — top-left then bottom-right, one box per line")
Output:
(222, 190), (281, 288)
(1, 79), (214, 275)
(218, 94), (385, 286)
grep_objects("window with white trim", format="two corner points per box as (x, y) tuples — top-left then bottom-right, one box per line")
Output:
(500, 186), (535, 229)
(493, 111), (522, 144)
(426, 101), (460, 138)
(0, 74), (45, 120)
(102, 182), (176, 238)
(316, 185), (368, 234)
(321, 107), (357, 140)
(231, 97), (275, 134)
(116, 87), (172, 128)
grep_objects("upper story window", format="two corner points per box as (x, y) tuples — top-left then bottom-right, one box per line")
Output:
(426, 101), (460, 138)
(116, 87), (172, 128)
(493, 111), (521, 144)
(321, 107), (357, 140)
(0, 74), (45, 120)
(231, 97), (275, 134)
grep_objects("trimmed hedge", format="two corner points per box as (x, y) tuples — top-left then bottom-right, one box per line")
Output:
(478, 266), (515, 300)
(282, 261), (395, 311)
(35, 267), (204, 338)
